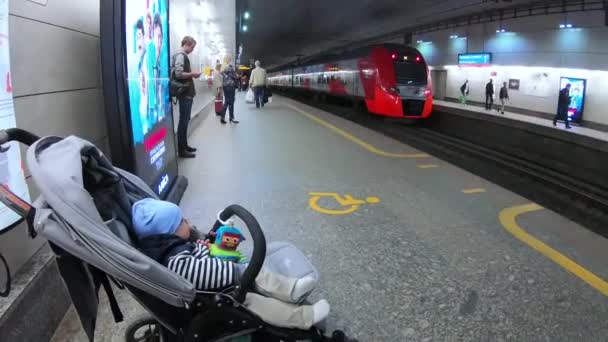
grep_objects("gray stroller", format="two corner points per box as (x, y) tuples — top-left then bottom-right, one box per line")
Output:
(0, 128), (357, 342)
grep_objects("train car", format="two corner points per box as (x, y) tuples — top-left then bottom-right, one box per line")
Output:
(268, 44), (433, 119)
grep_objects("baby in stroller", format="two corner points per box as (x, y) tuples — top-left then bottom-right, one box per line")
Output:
(132, 198), (330, 330)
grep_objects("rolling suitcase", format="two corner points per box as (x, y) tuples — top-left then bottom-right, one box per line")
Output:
(215, 94), (223, 115)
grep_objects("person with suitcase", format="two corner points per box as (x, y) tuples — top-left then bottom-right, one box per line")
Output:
(221, 64), (240, 124)
(213, 64), (223, 116)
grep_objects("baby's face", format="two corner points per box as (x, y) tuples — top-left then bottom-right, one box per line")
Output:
(175, 219), (191, 240)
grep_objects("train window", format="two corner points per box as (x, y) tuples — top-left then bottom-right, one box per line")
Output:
(394, 60), (427, 85)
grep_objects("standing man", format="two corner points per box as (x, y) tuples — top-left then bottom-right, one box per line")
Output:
(249, 60), (268, 109)
(221, 64), (240, 124)
(485, 79), (494, 110)
(172, 36), (202, 158)
(554, 83), (572, 129)
(459, 80), (469, 105)
(498, 82), (509, 114)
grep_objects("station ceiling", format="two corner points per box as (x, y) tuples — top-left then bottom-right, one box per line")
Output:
(240, 0), (539, 68)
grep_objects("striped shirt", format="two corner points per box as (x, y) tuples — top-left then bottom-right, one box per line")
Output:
(166, 244), (237, 290)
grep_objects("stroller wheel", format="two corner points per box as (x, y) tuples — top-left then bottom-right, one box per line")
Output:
(330, 330), (357, 342)
(125, 316), (164, 342)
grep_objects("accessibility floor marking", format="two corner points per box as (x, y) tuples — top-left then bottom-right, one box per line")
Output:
(462, 188), (486, 194)
(499, 203), (608, 297)
(285, 103), (430, 159)
(417, 164), (439, 169)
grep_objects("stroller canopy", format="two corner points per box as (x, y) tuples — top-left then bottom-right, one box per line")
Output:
(27, 135), (196, 307)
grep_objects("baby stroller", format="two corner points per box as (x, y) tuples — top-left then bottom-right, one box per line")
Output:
(0, 128), (357, 342)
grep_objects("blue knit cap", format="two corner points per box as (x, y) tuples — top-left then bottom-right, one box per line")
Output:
(132, 198), (183, 238)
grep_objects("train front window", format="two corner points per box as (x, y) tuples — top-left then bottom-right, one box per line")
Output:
(393, 60), (427, 86)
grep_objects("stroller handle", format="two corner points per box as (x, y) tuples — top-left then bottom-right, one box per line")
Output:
(0, 128), (40, 147)
(212, 204), (266, 302)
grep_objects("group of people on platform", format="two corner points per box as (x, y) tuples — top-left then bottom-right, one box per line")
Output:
(459, 79), (510, 115)
(460, 79), (574, 129)
(170, 35), (269, 159)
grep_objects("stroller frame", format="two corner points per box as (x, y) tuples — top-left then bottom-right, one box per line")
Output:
(0, 128), (356, 342)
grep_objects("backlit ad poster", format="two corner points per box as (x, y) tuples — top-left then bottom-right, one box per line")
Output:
(0, 0), (30, 232)
(125, 0), (177, 196)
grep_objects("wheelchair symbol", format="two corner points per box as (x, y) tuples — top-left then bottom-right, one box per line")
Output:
(308, 192), (380, 215)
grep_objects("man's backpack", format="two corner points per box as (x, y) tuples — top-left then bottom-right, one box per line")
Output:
(170, 52), (189, 98)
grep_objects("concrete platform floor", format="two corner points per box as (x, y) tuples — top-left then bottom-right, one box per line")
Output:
(52, 93), (608, 341)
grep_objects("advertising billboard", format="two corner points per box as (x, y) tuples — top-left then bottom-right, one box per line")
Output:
(102, 0), (186, 202)
(559, 77), (586, 125)
(125, 0), (177, 197)
(0, 0), (30, 232)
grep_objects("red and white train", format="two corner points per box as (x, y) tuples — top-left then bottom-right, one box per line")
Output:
(268, 44), (433, 118)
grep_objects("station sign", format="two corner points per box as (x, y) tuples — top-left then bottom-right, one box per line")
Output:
(458, 53), (492, 66)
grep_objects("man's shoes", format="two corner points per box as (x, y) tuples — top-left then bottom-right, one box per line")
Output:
(179, 151), (196, 158)
(221, 120), (227, 124)
(230, 119), (239, 124)
(566, 125), (572, 129)
(186, 146), (197, 152)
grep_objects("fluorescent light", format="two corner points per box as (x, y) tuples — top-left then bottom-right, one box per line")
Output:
(242, 25), (248, 32)
(559, 24), (566, 28)
(243, 11), (250, 20)
(566, 24), (573, 28)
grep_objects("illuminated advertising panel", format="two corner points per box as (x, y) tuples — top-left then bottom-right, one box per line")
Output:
(0, 0), (30, 232)
(124, 0), (177, 197)
(559, 77), (586, 125)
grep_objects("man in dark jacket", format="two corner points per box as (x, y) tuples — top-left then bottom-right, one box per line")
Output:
(221, 64), (240, 124)
(485, 79), (494, 110)
(172, 36), (202, 158)
(554, 83), (572, 129)
(498, 82), (509, 114)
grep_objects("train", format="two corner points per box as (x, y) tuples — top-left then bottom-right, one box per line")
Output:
(268, 43), (433, 119)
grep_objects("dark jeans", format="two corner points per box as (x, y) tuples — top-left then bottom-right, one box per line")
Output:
(177, 96), (193, 152)
(485, 94), (494, 110)
(554, 108), (571, 127)
(222, 87), (236, 121)
(253, 86), (265, 108)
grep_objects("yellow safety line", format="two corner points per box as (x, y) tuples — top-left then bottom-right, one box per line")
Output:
(417, 164), (439, 169)
(285, 103), (430, 159)
(462, 188), (486, 194)
(499, 203), (608, 297)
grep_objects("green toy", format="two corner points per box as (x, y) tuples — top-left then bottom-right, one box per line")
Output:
(209, 225), (247, 263)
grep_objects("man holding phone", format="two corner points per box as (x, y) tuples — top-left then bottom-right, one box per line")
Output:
(172, 36), (202, 158)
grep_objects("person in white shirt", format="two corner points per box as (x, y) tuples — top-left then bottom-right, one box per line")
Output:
(249, 60), (268, 108)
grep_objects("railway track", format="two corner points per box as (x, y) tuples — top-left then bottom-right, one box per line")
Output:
(279, 91), (608, 238)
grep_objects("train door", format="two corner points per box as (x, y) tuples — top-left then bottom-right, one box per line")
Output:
(431, 70), (447, 100)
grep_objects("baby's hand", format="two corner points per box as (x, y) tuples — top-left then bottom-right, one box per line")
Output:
(196, 239), (210, 247)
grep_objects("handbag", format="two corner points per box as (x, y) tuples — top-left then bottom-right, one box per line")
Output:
(170, 70), (188, 98)
(169, 52), (191, 98)
(245, 88), (255, 104)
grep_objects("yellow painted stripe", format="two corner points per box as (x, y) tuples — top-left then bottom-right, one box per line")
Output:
(285, 103), (430, 159)
(499, 203), (608, 297)
(462, 188), (486, 194)
(417, 164), (439, 169)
